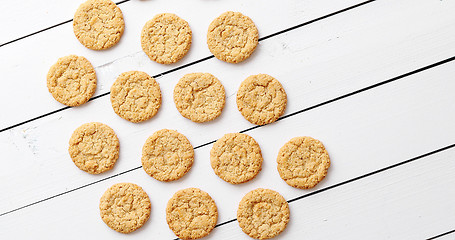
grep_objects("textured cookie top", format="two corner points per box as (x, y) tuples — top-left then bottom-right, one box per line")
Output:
(210, 133), (263, 184)
(174, 73), (226, 123)
(73, 0), (124, 50)
(237, 188), (290, 239)
(166, 188), (218, 240)
(47, 55), (97, 106)
(207, 11), (258, 63)
(237, 74), (287, 125)
(141, 13), (192, 64)
(141, 129), (194, 182)
(99, 183), (151, 233)
(68, 122), (119, 174)
(110, 71), (161, 123)
(277, 136), (330, 189)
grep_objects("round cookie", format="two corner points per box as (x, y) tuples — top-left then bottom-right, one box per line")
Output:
(236, 74), (287, 125)
(237, 188), (290, 239)
(141, 13), (192, 64)
(277, 136), (330, 189)
(166, 188), (218, 239)
(207, 11), (259, 63)
(174, 73), (226, 123)
(110, 71), (161, 123)
(68, 122), (119, 174)
(210, 133), (263, 184)
(73, 0), (125, 50)
(47, 55), (97, 106)
(141, 129), (194, 182)
(100, 183), (151, 233)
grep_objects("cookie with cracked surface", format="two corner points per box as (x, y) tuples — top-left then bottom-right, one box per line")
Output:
(277, 136), (330, 189)
(237, 74), (287, 125)
(73, 0), (124, 50)
(141, 129), (194, 182)
(68, 122), (119, 174)
(166, 188), (218, 239)
(207, 11), (258, 63)
(210, 133), (263, 184)
(141, 13), (192, 64)
(47, 55), (97, 106)
(100, 183), (151, 233)
(110, 71), (161, 123)
(237, 188), (290, 239)
(174, 73), (225, 123)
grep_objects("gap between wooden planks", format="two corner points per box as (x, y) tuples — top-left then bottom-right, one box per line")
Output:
(2, 0), (455, 216)
(0, 0), (376, 132)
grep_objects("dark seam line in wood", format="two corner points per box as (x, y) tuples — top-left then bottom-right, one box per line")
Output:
(287, 143), (455, 203)
(427, 229), (455, 240)
(173, 143), (455, 240)
(89, 91), (111, 102)
(152, 56), (215, 79)
(0, 0), (376, 133)
(0, 106), (71, 133)
(171, 219), (239, 240)
(275, 55), (455, 124)
(0, 19), (73, 47)
(0, 0), (131, 47)
(172, 218), (239, 240)
(0, 166), (142, 217)
(0, 0), (447, 218)
(0, 0), (375, 48)
(258, 0), (376, 42)
(115, 0), (130, 4)
(1, 53), (455, 217)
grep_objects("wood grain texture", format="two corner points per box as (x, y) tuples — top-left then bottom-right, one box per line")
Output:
(0, 0), (362, 129)
(2, 0), (455, 213)
(202, 148), (455, 239)
(1, 0), (454, 239)
(1, 46), (454, 239)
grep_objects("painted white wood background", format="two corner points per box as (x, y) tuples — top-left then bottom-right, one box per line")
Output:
(1, 0), (454, 239)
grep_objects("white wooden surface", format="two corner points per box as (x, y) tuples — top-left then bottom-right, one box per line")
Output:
(1, 0), (454, 239)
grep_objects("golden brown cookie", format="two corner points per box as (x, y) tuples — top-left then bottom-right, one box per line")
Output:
(141, 13), (192, 64)
(100, 183), (151, 233)
(47, 55), (97, 106)
(277, 136), (330, 189)
(110, 71), (161, 123)
(237, 188), (290, 239)
(173, 73), (225, 123)
(207, 11), (259, 63)
(68, 122), (119, 174)
(166, 188), (218, 239)
(141, 129), (194, 182)
(237, 74), (287, 125)
(210, 133), (263, 184)
(73, 0), (125, 50)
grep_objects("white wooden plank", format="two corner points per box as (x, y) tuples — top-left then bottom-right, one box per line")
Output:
(430, 232), (455, 240)
(1, 0), (455, 214)
(0, 0), (80, 44)
(206, 147), (455, 240)
(1, 40), (454, 238)
(0, 0), (362, 45)
(0, 0), (362, 129)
